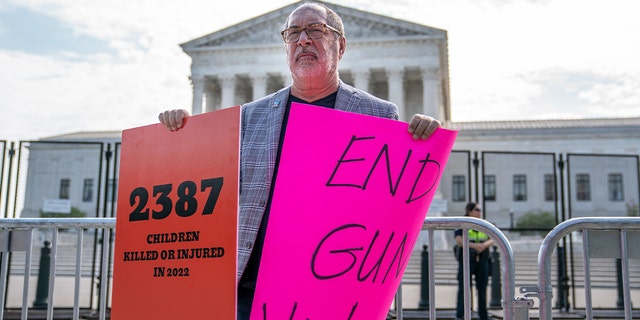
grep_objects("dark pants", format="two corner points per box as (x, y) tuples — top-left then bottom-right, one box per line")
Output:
(456, 252), (490, 320)
(237, 284), (255, 320)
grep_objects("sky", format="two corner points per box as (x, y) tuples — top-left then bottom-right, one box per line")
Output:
(0, 0), (639, 141)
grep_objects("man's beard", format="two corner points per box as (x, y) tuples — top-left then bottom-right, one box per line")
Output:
(289, 45), (339, 80)
(290, 55), (337, 79)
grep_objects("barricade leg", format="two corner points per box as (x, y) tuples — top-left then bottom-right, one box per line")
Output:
(616, 258), (624, 309)
(555, 245), (569, 311)
(418, 244), (429, 309)
(490, 246), (502, 308)
(33, 241), (51, 309)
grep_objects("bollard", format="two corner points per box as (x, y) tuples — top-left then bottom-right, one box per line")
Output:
(555, 245), (570, 311)
(616, 258), (624, 308)
(33, 240), (51, 309)
(489, 245), (502, 308)
(418, 244), (429, 309)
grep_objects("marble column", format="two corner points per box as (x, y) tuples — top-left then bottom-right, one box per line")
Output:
(219, 73), (236, 109)
(251, 73), (268, 101)
(422, 68), (440, 120)
(204, 80), (215, 112)
(190, 76), (205, 115)
(386, 67), (405, 121)
(352, 68), (370, 92)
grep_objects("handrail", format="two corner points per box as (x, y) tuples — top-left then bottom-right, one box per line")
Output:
(0, 218), (116, 229)
(413, 217), (524, 320)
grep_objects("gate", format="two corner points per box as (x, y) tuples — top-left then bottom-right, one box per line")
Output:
(393, 216), (533, 320)
(563, 154), (640, 310)
(0, 218), (115, 320)
(3, 217), (640, 319)
(532, 217), (640, 320)
(479, 151), (559, 230)
(2, 217), (532, 320)
(3, 137), (640, 318)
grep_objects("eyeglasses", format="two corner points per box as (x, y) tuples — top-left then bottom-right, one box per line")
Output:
(473, 208), (482, 212)
(281, 23), (342, 43)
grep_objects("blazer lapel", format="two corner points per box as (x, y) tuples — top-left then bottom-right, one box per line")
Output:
(265, 87), (291, 167)
(335, 80), (361, 113)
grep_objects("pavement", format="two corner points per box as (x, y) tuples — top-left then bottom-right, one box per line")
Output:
(4, 276), (640, 319)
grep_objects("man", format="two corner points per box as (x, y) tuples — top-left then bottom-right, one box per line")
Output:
(159, 2), (441, 319)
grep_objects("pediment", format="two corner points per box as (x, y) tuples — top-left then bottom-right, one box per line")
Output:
(181, 1), (446, 51)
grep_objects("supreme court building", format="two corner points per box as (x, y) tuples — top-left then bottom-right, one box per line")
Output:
(180, 1), (450, 123)
(17, 1), (640, 240)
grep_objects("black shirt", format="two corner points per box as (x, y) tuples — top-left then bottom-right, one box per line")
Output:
(239, 92), (337, 288)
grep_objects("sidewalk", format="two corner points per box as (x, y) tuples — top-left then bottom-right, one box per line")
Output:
(4, 276), (640, 319)
(399, 283), (640, 310)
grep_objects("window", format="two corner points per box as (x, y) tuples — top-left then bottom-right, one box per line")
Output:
(452, 175), (466, 202)
(576, 174), (591, 201)
(483, 175), (496, 201)
(608, 173), (624, 201)
(59, 179), (70, 199)
(513, 174), (527, 201)
(107, 179), (118, 202)
(544, 174), (555, 201)
(82, 178), (94, 202)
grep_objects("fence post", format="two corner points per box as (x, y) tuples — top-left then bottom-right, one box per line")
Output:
(555, 245), (569, 311)
(490, 245), (502, 308)
(418, 244), (429, 309)
(3, 142), (16, 218)
(616, 258), (624, 308)
(33, 240), (51, 308)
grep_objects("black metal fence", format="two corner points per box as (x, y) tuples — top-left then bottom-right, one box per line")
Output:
(1, 139), (639, 312)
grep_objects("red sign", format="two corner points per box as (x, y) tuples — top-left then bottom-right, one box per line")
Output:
(112, 107), (240, 319)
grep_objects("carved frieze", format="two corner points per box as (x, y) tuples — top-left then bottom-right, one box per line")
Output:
(186, 2), (442, 50)
(199, 20), (283, 47)
(342, 16), (427, 39)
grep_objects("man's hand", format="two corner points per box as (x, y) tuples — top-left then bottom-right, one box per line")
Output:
(158, 109), (190, 131)
(408, 114), (441, 140)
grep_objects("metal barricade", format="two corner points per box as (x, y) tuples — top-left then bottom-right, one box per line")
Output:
(532, 217), (640, 320)
(0, 218), (115, 320)
(6, 216), (639, 320)
(394, 217), (533, 320)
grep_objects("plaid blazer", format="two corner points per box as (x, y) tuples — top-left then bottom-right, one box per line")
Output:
(237, 80), (399, 282)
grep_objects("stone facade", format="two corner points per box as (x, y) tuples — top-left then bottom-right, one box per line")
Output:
(180, 0), (450, 122)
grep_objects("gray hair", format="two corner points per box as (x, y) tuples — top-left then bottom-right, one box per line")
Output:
(284, 2), (345, 38)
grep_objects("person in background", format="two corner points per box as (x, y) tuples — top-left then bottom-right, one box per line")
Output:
(454, 202), (494, 320)
(159, 2), (442, 319)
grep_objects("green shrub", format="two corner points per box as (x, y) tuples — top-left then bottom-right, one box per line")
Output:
(40, 206), (87, 218)
(516, 211), (556, 236)
(627, 200), (639, 217)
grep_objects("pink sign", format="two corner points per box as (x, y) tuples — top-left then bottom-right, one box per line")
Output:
(252, 103), (457, 319)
